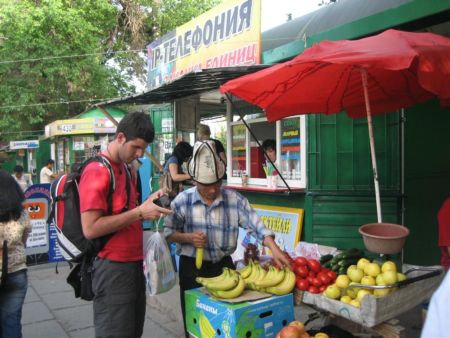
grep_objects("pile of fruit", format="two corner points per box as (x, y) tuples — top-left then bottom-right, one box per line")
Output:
(292, 256), (337, 294)
(196, 268), (246, 299)
(276, 320), (328, 338)
(322, 258), (407, 308)
(196, 262), (296, 299)
(320, 248), (364, 275)
(240, 260), (296, 295)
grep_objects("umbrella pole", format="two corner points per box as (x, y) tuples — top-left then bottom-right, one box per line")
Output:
(360, 69), (383, 223)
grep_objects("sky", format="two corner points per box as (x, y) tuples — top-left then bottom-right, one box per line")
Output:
(261, 0), (321, 31)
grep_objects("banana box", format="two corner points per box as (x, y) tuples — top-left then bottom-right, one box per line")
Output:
(185, 288), (294, 338)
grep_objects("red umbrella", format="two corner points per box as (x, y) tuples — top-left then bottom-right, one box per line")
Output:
(221, 29), (450, 222)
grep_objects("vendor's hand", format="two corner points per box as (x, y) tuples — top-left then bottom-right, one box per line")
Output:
(271, 247), (292, 270)
(139, 190), (173, 220)
(263, 235), (292, 270)
(191, 231), (207, 248)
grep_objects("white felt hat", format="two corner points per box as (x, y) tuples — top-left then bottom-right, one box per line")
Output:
(188, 140), (225, 185)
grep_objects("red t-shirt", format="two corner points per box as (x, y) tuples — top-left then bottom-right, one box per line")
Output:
(438, 198), (450, 269)
(79, 156), (142, 261)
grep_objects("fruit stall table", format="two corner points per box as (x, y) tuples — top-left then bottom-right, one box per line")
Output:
(293, 265), (444, 337)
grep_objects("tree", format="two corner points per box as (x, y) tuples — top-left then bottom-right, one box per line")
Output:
(0, 0), (219, 140)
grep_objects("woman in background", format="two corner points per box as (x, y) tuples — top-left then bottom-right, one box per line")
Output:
(0, 169), (31, 338)
(164, 141), (193, 184)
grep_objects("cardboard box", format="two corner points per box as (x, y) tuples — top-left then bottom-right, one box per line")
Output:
(302, 266), (444, 327)
(185, 288), (294, 338)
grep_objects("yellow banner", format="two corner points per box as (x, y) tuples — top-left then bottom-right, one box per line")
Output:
(147, 0), (261, 89)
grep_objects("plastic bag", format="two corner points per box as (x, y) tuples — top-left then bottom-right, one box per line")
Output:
(143, 231), (176, 296)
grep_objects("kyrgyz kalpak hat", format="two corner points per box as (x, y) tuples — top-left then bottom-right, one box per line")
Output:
(188, 140), (225, 185)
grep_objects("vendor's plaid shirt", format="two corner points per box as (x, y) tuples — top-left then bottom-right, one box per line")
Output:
(164, 187), (274, 263)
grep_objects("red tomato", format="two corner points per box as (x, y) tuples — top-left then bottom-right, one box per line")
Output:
(307, 276), (315, 285)
(295, 265), (309, 278)
(294, 257), (308, 266)
(319, 285), (327, 292)
(296, 278), (309, 291)
(312, 277), (322, 287)
(307, 259), (322, 273)
(326, 270), (337, 281)
(308, 286), (319, 294)
(318, 273), (331, 286)
(308, 270), (316, 278)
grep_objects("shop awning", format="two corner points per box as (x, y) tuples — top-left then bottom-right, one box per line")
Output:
(94, 66), (268, 107)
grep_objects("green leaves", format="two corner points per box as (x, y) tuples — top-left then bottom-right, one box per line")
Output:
(0, 0), (219, 140)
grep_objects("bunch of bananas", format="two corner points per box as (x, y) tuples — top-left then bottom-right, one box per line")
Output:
(196, 268), (246, 299)
(240, 260), (296, 296)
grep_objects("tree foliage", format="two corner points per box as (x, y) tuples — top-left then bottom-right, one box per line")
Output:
(0, 0), (219, 141)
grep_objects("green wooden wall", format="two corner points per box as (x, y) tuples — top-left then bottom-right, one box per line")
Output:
(304, 112), (402, 251)
(403, 100), (450, 265)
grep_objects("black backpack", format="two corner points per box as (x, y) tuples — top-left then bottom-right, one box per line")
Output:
(49, 155), (131, 300)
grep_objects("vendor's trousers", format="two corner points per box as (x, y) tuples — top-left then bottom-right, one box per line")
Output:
(179, 255), (235, 338)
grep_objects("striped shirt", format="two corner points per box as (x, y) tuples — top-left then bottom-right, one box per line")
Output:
(164, 187), (274, 263)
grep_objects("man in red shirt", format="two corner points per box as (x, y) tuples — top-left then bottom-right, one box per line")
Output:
(438, 198), (450, 271)
(79, 112), (173, 338)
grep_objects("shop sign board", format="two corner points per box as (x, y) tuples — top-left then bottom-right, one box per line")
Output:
(186, 288), (294, 338)
(234, 205), (303, 260)
(147, 0), (261, 89)
(10, 139), (39, 150)
(45, 118), (119, 137)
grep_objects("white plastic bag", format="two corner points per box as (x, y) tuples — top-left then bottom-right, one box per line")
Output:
(143, 231), (176, 296)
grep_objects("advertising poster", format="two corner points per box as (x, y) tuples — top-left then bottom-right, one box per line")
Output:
(24, 184), (65, 263)
(24, 184), (51, 255)
(233, 205), (303, 261)
(147, 0), (261, 89)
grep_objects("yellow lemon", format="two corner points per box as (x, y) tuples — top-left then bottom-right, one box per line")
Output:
(350, 299), (361, 308)
(360, 275), (376, 286)
(356, 289), (371, 302)
(357, 258), (370, 271)
(340, 295), (352, 304)
(397, 273), (407, 282)
(346, 264), (358, 275)
(381, 261), (397, 273)
(324, 285), (341, 299)
(382, 270), (398, 285)
(364, 263), (381, 277)
(335, 275), (351, 288)
(373, 288), (390, 297)
(347, 268), (364, 283)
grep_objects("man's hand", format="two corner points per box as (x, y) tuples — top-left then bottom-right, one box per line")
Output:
(138, 189), (174, 220)
(191, 231), (207, 248)
(263, 235), (292, 270)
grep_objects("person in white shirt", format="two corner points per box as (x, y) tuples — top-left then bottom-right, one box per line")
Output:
(39, 159), (58, 184)
(421, 270), (450, 337)
(12, 165), (32, 192)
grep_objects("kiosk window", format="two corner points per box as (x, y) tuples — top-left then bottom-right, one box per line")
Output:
(227, 114), (306, 189)
(231, 124), (246, 177)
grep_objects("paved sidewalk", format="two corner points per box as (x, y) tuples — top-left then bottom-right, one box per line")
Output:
(22, 262), (184, 338)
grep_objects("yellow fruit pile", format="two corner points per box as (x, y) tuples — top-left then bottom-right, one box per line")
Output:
(196, 268), (246, 299)
(240, 260), (296, 296)
(323, 259), (407, 308)
(197, 262), (296, 300)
